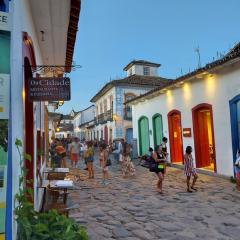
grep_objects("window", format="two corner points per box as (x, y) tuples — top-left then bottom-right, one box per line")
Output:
(143, 67), (150, 76)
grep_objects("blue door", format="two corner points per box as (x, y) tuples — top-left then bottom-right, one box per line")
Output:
(126, 128), (133, 144)
(230, 95), (240, 164)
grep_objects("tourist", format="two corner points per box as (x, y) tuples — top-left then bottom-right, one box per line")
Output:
(82, 141), (88, 170)
(70, 137), (81, 168)
(149, 145), (166, 194)
(121, 142), (136, 177)
(184, 146), (198, 192)
(56, 139), (67, 168)
(99, 143), (109, 185)
(85, 141), (95, 179)
(234, 149), (240, 191)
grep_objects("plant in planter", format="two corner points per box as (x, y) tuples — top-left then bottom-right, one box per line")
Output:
(14, 138), (88, 240)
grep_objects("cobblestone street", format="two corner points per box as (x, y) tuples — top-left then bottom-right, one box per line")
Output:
(67, 160), (240, 240)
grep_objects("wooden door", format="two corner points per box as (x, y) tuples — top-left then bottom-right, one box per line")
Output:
(153, 114), (163, 148)
(197, 110), (211, 167)
(168, 111), (183, 163)
(139, 117), (150, 155)
(104, 126), (108, 144)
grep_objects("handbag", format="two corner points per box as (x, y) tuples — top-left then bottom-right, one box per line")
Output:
(106, 158), (112, 166)
(149, 162), (158, 172)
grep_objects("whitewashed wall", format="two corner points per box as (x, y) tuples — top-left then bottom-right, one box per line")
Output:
(11, 0), (44, 237)
(127, 65), (158, 76)
(132, 64), (240, 177)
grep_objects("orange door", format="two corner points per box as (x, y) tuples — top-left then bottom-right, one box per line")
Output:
(168, 112), (183, 163)
(197, 111), (211, 167)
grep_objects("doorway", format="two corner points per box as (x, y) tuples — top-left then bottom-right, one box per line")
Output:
(152, 113), (163, 148)
(230, 95), (240, 165)
(126, 128), (133, 144)
(104, 125), (108, 144)
(192, 104), (216, 171)
(138, 116), (150, 155)
(168, 110), (183, 163)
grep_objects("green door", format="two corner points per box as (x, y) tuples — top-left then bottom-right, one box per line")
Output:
(153, 114), (163, 148)
(138, 117), (150, 155)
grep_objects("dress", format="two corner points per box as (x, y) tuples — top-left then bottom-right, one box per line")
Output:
(184, 154), (197, 176)
(122, 155), (136, 176)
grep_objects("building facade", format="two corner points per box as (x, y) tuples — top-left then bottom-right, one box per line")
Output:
(0, 0), (80, 239)
(91, 61), (171, 144)
(73, 105), (95, 141)
(128, 44), (240, 177)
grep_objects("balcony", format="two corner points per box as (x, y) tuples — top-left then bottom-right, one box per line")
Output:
(95, 109), (113, 125)
(124, 110), (132, 121)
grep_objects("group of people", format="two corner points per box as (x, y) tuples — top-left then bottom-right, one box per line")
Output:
(49, 136), (136, 185)
(148, 137), (198, 194)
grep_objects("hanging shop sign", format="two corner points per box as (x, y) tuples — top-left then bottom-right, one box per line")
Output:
(28, 77), (71, 101)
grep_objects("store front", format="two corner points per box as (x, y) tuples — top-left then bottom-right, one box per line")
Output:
(192, 104), (216, 171)
(168, 110), (183, 164)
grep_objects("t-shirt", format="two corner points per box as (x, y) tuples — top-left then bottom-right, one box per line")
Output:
(71, 142), (80, 154)
(55, 145), (65, 154)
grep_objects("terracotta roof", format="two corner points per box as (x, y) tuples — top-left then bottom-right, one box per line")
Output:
(123, 60), (161, 71)
(65, 0), (81, 72)
(90, 75), (172, 102)
(126, 42), (240, 105)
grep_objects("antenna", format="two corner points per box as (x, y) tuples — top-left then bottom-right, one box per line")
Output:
(195, 46), (201, 68)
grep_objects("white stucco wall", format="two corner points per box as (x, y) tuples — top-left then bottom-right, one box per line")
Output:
(127, 65), (158, 76)
(132, 64), (240, 177)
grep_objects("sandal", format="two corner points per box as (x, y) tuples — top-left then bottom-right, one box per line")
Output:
(191, 186), (198, 191)
(187, 189), (193, 193)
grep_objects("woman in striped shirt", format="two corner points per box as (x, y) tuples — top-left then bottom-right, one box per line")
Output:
(184, 146), (198, 193)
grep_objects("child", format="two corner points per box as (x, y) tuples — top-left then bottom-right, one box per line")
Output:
(99, 143), (109, 185)
(184, 146), (198, 193)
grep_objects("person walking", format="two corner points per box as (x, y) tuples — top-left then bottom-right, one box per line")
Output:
(70, 137), (81, 168)
(121, 142), (136, 177)
(149, 145), (166, 194)
(99, 143), (109, 185)
(55, 139), (67, 168)
(234, 149), (240, 191)
(85, 141), (95, 179)
(184, 146), (198, 192)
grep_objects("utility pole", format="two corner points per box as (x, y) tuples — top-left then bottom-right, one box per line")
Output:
(195, 46), (201, 69)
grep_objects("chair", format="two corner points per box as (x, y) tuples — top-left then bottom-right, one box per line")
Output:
(44, 185), (70, 217)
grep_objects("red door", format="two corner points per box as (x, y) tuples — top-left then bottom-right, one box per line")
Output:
(192, 104), (216, 171)
(168, 111), (183, 163)
(197, 110), (210, 167)
(104, 126), (108, 144)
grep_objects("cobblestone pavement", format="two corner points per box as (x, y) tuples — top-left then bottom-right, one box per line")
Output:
(67, 159), (240, 240)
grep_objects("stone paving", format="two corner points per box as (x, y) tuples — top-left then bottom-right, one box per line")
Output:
(67, 159), (240, 240)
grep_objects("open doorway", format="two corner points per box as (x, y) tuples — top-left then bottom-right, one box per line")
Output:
(192, 104), (216, 171)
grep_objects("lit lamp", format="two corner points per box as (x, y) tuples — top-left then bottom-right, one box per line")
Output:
(58, 100), (64, 107)
(112, 114), (118, 121)
(56, 127), (60, 132)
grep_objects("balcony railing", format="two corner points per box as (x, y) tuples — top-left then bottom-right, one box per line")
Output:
(124, 110), (132, 120)
(95, 109), (113, 125)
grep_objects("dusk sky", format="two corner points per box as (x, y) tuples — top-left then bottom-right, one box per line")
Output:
(59, 0), (240, 114)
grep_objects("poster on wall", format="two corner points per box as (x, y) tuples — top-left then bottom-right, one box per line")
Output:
(0, 28), (10, 240)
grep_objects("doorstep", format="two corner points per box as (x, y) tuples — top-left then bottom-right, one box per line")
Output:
(170, 163), (232, 180)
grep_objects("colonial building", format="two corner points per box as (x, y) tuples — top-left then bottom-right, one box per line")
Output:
(73, 105), (95, 140)
(91, 60), (172, 144)
(0, 0), (81, 239)
(128, 43), (240, 177)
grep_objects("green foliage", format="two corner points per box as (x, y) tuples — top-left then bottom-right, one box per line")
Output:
(0, 119), (8, 152)
(14, 139), (88, 240)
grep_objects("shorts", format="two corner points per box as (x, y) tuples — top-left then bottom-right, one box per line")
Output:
(70, 153), (79, 162)
(61, 152), (66, 158)
(86, 156), (94, 163)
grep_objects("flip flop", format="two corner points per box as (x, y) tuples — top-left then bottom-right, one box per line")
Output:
(191, 187), (198, 191)
(187, 189), (193, 193)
